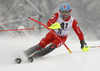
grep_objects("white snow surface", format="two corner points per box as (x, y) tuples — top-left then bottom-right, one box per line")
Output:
(0, 36), (100, 71)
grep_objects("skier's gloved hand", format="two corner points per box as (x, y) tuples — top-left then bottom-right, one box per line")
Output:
(80, 39), (90, 51)
(48, 22), (61, 29)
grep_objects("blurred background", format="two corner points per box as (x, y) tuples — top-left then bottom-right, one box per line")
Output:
(0, 0), (100, 41)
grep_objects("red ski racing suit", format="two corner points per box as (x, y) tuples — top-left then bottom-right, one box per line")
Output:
(38, 12), (84, 48)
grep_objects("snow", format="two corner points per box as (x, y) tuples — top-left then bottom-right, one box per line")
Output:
(0, 36), (100, 71)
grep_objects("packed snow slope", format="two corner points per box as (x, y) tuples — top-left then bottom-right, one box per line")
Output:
(0, 36), (100, 71)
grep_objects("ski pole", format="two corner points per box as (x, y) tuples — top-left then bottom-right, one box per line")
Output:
(28, 17), (72, 53)
(90, 46), (100, 48)
(0, 22), (62, 32)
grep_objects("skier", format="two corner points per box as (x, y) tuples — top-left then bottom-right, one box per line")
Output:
(25, 3), (89, 62)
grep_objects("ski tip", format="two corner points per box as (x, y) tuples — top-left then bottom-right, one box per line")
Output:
(28, 57), (33, 63)
(15, 58), (22, 64)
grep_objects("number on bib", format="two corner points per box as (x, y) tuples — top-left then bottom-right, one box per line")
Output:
(57, 22), (68, 34)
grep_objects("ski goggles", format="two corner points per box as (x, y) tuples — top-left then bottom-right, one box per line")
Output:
(60, 11), (69, 15)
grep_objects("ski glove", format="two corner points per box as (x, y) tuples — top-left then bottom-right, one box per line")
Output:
(80, 40), (90, 51)
(48, 22), (61, 29)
